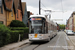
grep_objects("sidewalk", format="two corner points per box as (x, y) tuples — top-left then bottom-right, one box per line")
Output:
(64, 32), (75, 50)
(0, 39), (30, 50)
(68, 36), (75, 46)
(67, 35), (75, 50)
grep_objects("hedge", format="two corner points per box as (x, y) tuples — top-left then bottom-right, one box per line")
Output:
(9, 27), (29, 33)
(0, 24), (29, 47)
(0, 24), (10, 47)
(10, 20), (26, 27)
(10, 30), (24, 43)
(9, 27), (29, 40)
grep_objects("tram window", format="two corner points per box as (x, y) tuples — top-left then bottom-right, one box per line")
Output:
(42, 21), (45, 33)
(29, 18), (46, 34)
(44, 22), (45, 27)
(46, 22), (48, 33)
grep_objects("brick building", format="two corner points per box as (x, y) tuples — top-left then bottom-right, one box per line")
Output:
(0, 0), (6, 25)
(14, 0), (23, 21)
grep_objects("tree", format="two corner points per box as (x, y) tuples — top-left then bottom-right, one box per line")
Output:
(58, 24), (65, 29)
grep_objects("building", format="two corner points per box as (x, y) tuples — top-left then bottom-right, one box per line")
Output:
(14, 0), (23, 21)
(0, 0), (31, 27)
(27, 11), (33, 27)
(22, 2), (28, 26)
(72, 12), (75, 32)
(66, 11), (75, 32)
(0, 0), (15, 26)
(68, 16), (73, 30)
(57, 24), (60, 31)
(66, 19), (69, 30)
(27, 11), (33, 18)
(5, 0), (16, 26)
(0, 0), (7, 25)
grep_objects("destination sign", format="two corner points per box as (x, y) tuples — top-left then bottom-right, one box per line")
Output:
(30, 18), (42, 21)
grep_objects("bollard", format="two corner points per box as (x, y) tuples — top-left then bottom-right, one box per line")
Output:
(18, 34), (20, 42)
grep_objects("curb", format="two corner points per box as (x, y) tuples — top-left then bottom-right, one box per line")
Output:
(0, 39), (31, 50)
(66, 34), (75, 50)
(64, 32), (75, 50)
(68, 37), (75, 47)
(10, 42), (31, 50)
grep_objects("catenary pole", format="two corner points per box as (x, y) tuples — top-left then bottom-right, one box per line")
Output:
(39, 0), (41, 15)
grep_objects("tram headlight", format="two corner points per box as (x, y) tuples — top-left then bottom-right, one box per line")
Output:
(29, 35), (32, 36)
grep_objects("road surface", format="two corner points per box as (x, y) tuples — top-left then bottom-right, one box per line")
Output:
(18, 31), (70, 50)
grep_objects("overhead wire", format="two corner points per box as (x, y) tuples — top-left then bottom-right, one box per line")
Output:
(40, 1), (48, 10)
(61, 0), (64, 12)
(61, 0), (64, 21)
(40, 1), (49, 14)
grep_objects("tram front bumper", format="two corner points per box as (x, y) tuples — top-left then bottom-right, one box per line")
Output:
(29, 38), (49, 41)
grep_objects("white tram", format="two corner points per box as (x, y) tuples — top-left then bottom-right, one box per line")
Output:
(28, 15), (57, 42)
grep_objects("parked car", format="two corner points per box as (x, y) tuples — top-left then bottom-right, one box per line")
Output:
(64, 30), (68, 33)
(66, 30), (74, 35)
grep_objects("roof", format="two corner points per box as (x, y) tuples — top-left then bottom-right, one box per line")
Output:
(4, 0), (13, 11)
(30, 15), (57, 26)
(14, 0), (19, 13)
(30, 15), (46, 19)
(30, 12), (33, 15)
(22, 2), (26, 15)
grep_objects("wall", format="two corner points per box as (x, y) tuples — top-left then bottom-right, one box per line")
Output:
(16, 9), (22, 21)
(73, 15), (75, 32)
(0, 5), (6, 26)
(22, 4), (28, 26)
(6, 9), (15, 26)
(69, 17), (73, 30)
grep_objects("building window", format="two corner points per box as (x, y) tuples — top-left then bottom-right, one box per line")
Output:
(7, 0), (12, 1)
(11, 10), (13, 16)
(0, 6), (3, 14)
(0, 21), (3, 24)
(17, 10), (18, 18)
(0, 0), (3, 14)
(7, 12), (9, 19)
(74, 13), (75, 15)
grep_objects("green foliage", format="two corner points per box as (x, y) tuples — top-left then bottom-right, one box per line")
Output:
(10, 20), (26, 27)
(58, 24), (65, 29)
(10, 30), (24, 43)
(9, 27), (29, 40)
(10, 31), (19, 43)
(0, 24), (10, 47)
(9, 27), (29, 33)
(0, 24), (29, 47)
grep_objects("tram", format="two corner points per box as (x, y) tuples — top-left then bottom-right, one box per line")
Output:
(28, 15), (57, 42)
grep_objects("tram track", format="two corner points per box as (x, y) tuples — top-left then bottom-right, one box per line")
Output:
(32, 44), (41, 50)
(19, 42), (44, 50)
(13, 31), (70, 50)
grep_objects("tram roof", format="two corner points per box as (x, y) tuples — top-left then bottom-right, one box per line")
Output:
(30, 15), (46, 19)
(30, 15), (57, 26)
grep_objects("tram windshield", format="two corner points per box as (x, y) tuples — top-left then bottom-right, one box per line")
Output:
(29, 17), (45, 34)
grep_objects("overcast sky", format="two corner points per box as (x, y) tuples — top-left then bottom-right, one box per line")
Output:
(22, 0), (75, 24)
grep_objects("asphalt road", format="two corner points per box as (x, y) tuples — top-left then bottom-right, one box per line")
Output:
(19, 31), (69, 50)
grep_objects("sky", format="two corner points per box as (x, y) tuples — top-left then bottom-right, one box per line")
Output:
(22, 0), (75, 25)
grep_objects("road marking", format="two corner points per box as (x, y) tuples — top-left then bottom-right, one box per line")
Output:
(64, 32), (70, 40)
(66, 36), (70, 40)
(64, 36), (68, 50)
(53, 33), (61, 50)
